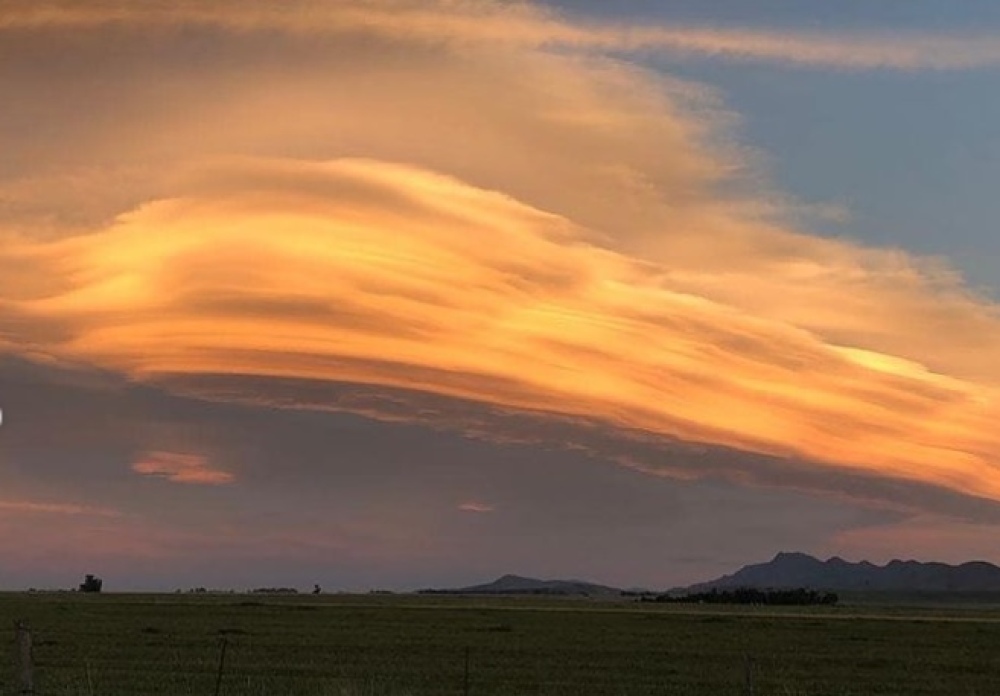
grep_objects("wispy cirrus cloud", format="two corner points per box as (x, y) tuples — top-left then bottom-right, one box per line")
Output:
(3, 0), (1000, 71)
(131, 451), (234, 486)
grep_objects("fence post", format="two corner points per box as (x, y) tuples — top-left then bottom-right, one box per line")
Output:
(14, 620), (34, 696)
(743, 654), (754, 696)
(214, 637), (229, 696)
(463, 646), (470, 696)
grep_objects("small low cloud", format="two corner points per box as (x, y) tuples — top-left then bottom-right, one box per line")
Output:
(0, 499), (120, 517)
(131, 451), (234, 485)
(458, 501), (496, 514)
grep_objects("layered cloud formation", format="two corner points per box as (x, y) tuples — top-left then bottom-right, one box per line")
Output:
(1, 0), (999, 520)
(3, 157), (1000, 507)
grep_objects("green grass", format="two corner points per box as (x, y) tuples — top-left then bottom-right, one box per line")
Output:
(4, 593), (1000, 695)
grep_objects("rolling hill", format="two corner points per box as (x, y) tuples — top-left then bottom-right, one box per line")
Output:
(420, 574), (622, 597)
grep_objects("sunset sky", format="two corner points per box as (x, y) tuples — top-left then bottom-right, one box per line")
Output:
(2, 1), (1000, 591)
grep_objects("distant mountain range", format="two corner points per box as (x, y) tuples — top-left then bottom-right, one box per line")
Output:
(419, 574), (621, 597)
(683, 552), (1000, 593)
(419, 553), (1000, 598)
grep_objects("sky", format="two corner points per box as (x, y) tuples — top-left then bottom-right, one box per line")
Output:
(1, 0), (1000, 592)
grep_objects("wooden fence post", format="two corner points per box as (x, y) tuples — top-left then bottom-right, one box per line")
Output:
(214, 637), (229, 696)
(463, 646), (470, 696)
(14, 620), (35, 695)
(743, 654), (755, 696)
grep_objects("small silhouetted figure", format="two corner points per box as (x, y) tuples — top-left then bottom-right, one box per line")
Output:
(80, 574), (103, 593)
(312, 584), (322, 595)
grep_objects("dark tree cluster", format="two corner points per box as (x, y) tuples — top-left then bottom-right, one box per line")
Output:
(249, 587), (299, 595)
(79, 574), (103, 593)
(642, 587), (838, 606)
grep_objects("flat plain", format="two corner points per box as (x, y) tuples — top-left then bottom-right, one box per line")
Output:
(4, 592), (1000, 695)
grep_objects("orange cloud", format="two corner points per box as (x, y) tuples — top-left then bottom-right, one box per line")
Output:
(1, 158), (998, 506)
(131, 451), (234, 486)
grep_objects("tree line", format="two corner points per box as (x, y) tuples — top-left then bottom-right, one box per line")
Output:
(635, 587), (839, 606)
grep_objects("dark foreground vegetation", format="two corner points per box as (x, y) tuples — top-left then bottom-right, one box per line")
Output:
(4, 592), (1000, 695)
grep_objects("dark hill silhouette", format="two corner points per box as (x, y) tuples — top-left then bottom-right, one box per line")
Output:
(420, 574), (621, 597)
(684, 552), (1000, 593)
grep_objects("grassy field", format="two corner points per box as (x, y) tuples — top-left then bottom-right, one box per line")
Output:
(4, 592), (1000, 696)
